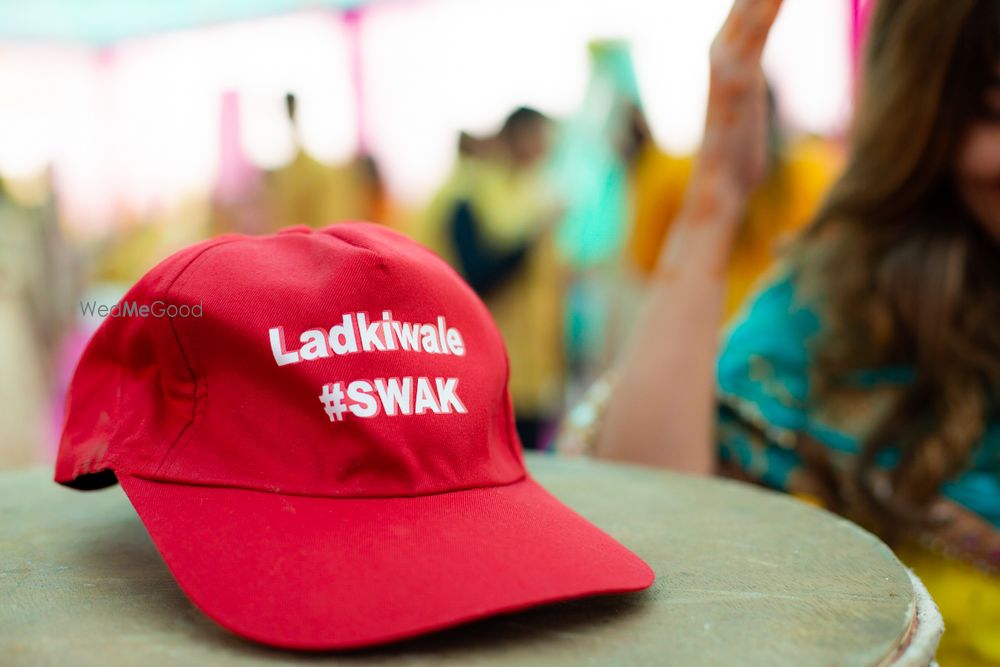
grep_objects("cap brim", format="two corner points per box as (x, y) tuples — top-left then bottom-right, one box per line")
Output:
(117, 473), (654, 650)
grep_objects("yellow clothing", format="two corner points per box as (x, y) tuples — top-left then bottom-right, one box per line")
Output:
(95, 198), (211, 284)
(418, 156), (565, 416)
(628, 138), (841, 317)
(629, 149), (692, 276)
(898, 546), (1000, 666)
(266, 151), (383, 230)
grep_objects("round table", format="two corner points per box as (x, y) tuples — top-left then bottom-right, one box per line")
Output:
(0, 453), (940, 666)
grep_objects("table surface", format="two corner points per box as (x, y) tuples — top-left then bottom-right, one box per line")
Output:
(1, 454), (920, 667)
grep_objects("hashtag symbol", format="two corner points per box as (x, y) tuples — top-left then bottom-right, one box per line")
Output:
(319, 382), (349, 422)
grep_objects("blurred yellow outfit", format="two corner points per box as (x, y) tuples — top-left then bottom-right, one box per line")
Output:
(419, 156), (565, 423)
(898, 546), (1000, 665)
(266, 151), (386, 230)
(628, 137), (840, 317)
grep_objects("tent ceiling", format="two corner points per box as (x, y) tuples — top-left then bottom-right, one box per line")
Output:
(0, 0), (377, 45)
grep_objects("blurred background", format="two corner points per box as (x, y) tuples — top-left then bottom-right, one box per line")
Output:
(0, 0), (865, 465)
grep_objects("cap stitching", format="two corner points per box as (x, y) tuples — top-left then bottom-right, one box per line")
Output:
(150, 237), (244, 475)
(122, 469), (530, 501)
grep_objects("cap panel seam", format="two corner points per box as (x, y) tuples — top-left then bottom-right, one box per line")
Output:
(324, 229), (386, 259)
(149, 237), (245, 475)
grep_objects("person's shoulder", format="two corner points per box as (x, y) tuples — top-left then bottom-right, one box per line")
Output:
(724, 263), (823, 340)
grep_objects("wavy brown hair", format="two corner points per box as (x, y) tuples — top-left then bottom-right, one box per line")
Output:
(790, 0), (1000, 535)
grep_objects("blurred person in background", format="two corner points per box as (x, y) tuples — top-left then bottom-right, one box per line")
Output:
(563, 0), (1000, 664)
(420, 107), (565, 450)
(551, 41), (645, 392)
(0, 175), (76, 467)
(628, 85), (841, 318)
(266, 92), (389, 230)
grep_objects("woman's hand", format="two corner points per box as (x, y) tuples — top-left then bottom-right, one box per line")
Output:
(597, 0), (783, 472)
(675, 0), (782, 242)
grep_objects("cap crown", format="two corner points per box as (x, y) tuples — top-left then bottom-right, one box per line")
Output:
(57, 224), (524, 496)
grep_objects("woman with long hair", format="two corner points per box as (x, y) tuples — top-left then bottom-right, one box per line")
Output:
(571, 0), (1000, 663)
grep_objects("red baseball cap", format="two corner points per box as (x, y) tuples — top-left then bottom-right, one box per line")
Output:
(55, 223), (653, 650)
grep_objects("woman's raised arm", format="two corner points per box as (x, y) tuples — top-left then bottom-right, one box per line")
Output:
(595, 0), (783, 472)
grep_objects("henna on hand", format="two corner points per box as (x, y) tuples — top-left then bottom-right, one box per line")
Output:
(681, 0), (783, 229)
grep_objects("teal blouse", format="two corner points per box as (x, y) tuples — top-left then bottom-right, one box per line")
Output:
(716, 270), (1000, 529)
